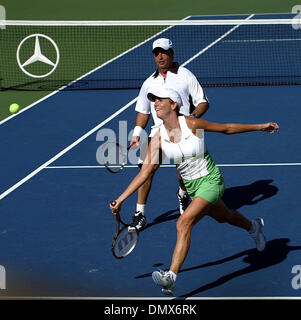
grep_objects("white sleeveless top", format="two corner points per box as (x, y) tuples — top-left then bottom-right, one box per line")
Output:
(160, 116), (211, 180)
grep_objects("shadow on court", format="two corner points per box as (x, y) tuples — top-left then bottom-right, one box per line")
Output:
(144, 209), (180, 230)
(143, 179), (278, 231)
(135, 239), (301, 297)
(222, 179), (278, 210)
(136, 179), (282, 295)
(178, 238), (301, 298)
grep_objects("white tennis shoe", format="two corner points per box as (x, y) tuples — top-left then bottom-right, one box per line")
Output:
(249, 218), (266, 252)
(128, 211), (146, 233)
(152, 270), (175, 296)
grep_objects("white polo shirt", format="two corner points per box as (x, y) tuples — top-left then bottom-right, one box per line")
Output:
(135, 63), (208, 136)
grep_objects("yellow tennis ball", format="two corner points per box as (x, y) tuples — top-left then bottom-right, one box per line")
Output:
(9, 103), (20, 114)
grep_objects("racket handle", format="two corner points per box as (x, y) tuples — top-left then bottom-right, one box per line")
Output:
(128, 141), (138, 150)
(110, 201), (120, 220)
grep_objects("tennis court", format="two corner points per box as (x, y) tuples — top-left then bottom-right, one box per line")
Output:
(0, 13), (301, 299)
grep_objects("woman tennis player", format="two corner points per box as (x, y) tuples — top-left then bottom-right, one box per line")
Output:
(110, 87), (279, 296)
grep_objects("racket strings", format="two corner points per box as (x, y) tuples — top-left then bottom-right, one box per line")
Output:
(113, 227), (138, 258)
(101, 142), (127, 173)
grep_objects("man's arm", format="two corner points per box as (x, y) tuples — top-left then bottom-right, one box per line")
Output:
(190, 101), (209, 118)
(131, 112), (150, 146)
(186, 70), (210, 118)
(136, 112), (150, 128)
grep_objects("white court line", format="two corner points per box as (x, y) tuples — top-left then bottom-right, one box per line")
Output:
(0, 98), (137, 200)
(0, 15), (254, 200)
(223, 38), (301, 42)
(1, 295), (301, 300)
(45, 162), (301, 169)
(0, 90), (65, 126)
(218, 163), (301, 167)
(181, 14), (254, 67)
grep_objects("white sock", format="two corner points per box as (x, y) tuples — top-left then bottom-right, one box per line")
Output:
(178, 187), (186, 197)
(136, 204), (145, 216)
(168, 270), (177, 282)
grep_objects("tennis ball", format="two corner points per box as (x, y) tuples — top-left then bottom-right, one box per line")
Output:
(9, 103), (20, 114)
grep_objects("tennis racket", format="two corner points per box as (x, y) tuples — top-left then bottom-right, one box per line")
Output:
(99, 141), (135, 173)
(111, 201), (139, 259)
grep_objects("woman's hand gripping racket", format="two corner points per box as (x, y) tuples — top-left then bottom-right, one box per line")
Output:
(99, 141), (137, 174)
(110, 201), (139, 259)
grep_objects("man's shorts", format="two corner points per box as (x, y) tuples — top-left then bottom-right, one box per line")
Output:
(183, 166), (225, 204)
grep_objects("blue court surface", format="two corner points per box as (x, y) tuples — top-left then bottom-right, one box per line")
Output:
(0, 14), (301, 299)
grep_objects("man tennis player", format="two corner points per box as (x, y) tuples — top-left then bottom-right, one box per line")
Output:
(129, 38), (209, 232)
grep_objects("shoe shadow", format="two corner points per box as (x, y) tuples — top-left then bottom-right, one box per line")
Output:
(143, 209), (180, 231)
(142, 179), (278, 232)
(222, 179), (278, 210)
(135, 238), (295, 279)
(178, 238), (301, 298)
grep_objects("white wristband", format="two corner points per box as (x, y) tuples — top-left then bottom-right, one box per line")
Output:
(132, 126), (143, 137)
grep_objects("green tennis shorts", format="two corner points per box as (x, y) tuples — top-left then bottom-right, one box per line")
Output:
(183, 166), (225, 204)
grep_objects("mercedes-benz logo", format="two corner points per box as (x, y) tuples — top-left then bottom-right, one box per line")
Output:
(16, 34), (60, 78)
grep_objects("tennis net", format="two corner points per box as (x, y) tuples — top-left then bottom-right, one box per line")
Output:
(0, 18), (300, 91)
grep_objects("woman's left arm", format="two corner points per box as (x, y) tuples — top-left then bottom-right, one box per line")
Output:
(186, 117), (279, 135)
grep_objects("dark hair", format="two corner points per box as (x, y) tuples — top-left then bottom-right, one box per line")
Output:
(168, 98), (180, 116)
(175, 104), (180, 116)
(153, 48), (174, 57)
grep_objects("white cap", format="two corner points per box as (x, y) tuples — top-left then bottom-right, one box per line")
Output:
(147, 87), (182, 107)
(152, 38), (172, 51)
